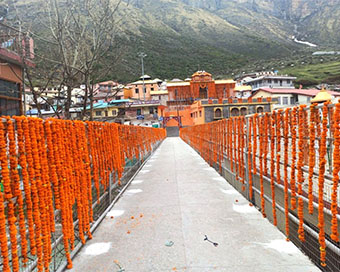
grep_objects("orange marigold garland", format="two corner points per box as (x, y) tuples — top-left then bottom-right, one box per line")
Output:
(7, 118), (29, 265)
(259, 116), (266, 218)
(297, 105), (307, 242)
(330, 102), (340, 242)
(270, 112), (277, 225)
(248, 117), (253, 201)
(252, 114), (258, 175)
(318, 102), (330, 267)
(283, 109), (290, 240)
(0, 120), (10, 272)
(307, 104), (317, 215)
(290, 107), (298, 210)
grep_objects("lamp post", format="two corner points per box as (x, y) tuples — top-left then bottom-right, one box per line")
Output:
(138, 52), (147, 102)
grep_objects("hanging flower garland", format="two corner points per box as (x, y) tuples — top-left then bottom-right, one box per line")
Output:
(7, 118), (29, 265)
(307, 104), (317, 214)
(330, 102), (340, 242)
(259, 115), (266, 218)
(263, 113), (269, 177)
(297, 105), (307, 242)
(318, 102), (330, 267)
(0, 120), (10, 272)
(283, 109), (290, 240)
(248, 117), (253, 200)
(252, 114), (258, 175)
(290, 107), (298, 210)
(270, 112), (277, 225)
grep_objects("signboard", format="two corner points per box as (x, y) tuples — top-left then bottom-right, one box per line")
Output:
(137, 115), (145, 120)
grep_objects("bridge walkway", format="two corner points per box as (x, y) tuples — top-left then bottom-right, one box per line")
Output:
(70, 137), (319, 272)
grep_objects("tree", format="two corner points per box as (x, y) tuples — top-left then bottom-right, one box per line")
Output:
(11, 0), (124, 119)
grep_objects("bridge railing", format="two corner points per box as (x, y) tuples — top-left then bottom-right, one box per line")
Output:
(180, 102), (340, 271)
(0, 116), (166, 272)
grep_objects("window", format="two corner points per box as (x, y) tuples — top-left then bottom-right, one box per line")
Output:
(149, 107), (154, 114)
(151, 88), (154, 91)
(214, 108), (222, 118)
(199, 111), (202, 117)
(191, 113), (193, 118)
(268, 79), (272, 84)
(274, 79), (278, 84)
(135, 88), (139, 94)
(280, 80), (283, 86)
(287, 80), (291, 84)
(290, 97), (295, 105)
(137, 109), (142, 115)
(95, 111), (101, 116)
(307, 97), (311, 103)
(112, 109), (117, 116)
(144, 88), (147, 93)
(283, 97), (288, 105)
(277, 97), (282, 105)
(159, 96), (161, 100)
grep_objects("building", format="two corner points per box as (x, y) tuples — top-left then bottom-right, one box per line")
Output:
(234, 85), (252, 99)
(190, 98), (276, 125)
(93, 80), (124, 103)
(88, 100), (129, 121)
(252, 87), (340, 109)
(160, 71), (236, 128)
(126, 75), (163, 101)
(25, 86), (86, 118)
(0, 25), (34, 116)
(240, 72), (296, 91)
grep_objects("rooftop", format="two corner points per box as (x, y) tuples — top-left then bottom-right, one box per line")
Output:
(257, 87), (340, 97)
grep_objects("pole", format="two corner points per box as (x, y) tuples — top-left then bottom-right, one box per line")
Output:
(141, 56), (145, 102)
(138, 52), (147, 102)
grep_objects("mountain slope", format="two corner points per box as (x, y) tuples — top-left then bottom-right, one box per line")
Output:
(11, 0), (340, 82)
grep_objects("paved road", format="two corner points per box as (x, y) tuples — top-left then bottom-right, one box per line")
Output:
(70, 137), (320, 272)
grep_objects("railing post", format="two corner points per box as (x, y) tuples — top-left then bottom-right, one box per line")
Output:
(109, 172), (112, 203)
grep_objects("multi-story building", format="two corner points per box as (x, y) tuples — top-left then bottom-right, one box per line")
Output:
(0, 24), (34, 116)
(127, 75), (163, 101)
(239, 72), (296, 91)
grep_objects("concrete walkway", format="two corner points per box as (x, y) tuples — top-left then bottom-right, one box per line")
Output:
(70, 137), (320, 272)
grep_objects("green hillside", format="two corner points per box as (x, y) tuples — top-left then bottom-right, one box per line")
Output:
(282, 61), (340, 87)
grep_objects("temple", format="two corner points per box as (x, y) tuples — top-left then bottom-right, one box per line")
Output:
(160, 71), (274, 128)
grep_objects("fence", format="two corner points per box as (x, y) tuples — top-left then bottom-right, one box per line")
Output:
(180, 102), (340, 272)
(0, 116), (166, 272)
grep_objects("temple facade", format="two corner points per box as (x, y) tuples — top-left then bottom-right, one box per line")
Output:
(161, 71), (237, 127)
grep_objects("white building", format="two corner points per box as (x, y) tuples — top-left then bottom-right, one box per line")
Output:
(252, 87), (340, 109)
(240, 72), (296, 91)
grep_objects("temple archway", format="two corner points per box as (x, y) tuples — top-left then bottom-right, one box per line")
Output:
(199, 87), (207, 99)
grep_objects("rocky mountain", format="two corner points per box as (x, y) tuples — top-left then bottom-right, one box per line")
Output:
(11, 0), (340, 82)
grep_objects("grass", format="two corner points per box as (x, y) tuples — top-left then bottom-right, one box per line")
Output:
(281, 61), (340, 87)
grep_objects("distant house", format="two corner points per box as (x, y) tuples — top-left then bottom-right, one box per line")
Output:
(93, 80), (124, 103)
(252, 87), (340, 109)
(240, 72), (296, 91)
(126, 75), (163, 101)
